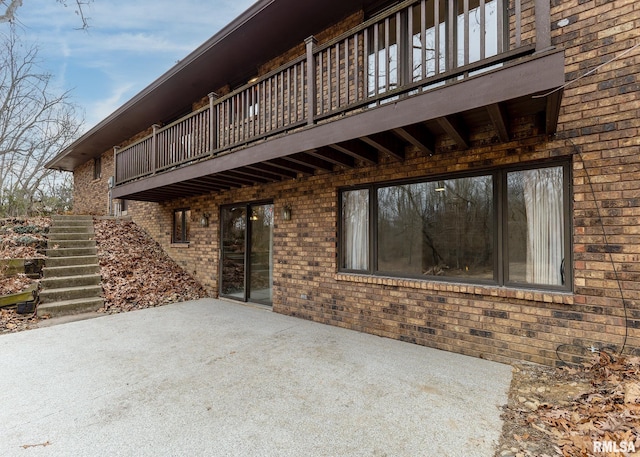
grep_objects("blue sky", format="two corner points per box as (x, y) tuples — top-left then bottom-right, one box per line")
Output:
(12, 0), (256, 130)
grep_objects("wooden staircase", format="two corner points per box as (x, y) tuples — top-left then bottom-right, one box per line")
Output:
(37, 215), (104, 317)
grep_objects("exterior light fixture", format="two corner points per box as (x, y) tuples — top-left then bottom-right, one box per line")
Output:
(282, 204), (292, 221)
(200, 212), (210, 227)
(435, 181), (446, 192)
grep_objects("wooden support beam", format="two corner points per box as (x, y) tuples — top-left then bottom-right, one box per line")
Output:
(286, 152), (334, 171)
(534, 0), (552, 52)
(330, 140), (378, 165)
(232, 167), (282, 182)
(168, 182), (210, 193)
(393, 124), (435, 155)
(486, 103), (510, 142)
(221, 170), (271, 184)
(201, 175), (244, 188)
(360, 132), (405, 161)
(264, 158), (315, 175)
(545, 89), (563, 136)
(244, 162), (298, 179)
(191, 178), (229, 190)
(437, 115), (469, 149)
(306, 147), (355, 168)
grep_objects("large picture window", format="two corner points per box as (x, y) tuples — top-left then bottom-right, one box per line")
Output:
(339, 163), (570, 290)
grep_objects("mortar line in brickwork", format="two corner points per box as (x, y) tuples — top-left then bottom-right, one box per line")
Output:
(563, 138), (629, 362)
(534, 41), (640, 98)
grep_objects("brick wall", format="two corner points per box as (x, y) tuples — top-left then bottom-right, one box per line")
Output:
(550, 0), (640, 358)
(73, 126), (154, 216)
(73, 150), (114, 215)
(73, 0), (640, 366)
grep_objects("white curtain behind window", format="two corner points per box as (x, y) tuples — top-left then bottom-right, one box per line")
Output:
(522, 167), (564, 285)
(343, 190), (369, 270)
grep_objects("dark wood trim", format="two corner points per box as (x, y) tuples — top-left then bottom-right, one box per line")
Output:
(307, 147), (355, 168)
(229, 168), (282, 182)
(392, 125), (435, 156)
(191, 178), (229, 190)
(112, 51), (566, 201)
(264, 158), (315, 175)
(534, 0), (552, 52)
(486, 103), (511, 142)
(217, 170), (267, 185)
(545, 89), (564, 136)
(360, 132), (405, 161)
(244, 162), (298, 179)
(330, 140), (378, 165)
(437, 115), (469, 150)
(198, 175), (244, 188)
(286, 152), (334, 171)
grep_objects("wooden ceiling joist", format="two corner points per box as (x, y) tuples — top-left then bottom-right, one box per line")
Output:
(264, 158), (315, 176)
(244, 162), (298, 179)
(392, 124), (435, 155)
(486, 103), (510, 142)
(437, 115), (469, 149)
(360, 132), (405, 161)
(306, 147), (355, 168)
(329, 140), (378, 165)
(286, 152), (334, 171)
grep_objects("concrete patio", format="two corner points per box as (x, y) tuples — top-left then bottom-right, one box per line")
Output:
(0, 299), (512, 456)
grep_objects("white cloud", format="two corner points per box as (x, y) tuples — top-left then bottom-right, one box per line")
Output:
(85, 81), (135, 128)
(6, 0), (256, 130)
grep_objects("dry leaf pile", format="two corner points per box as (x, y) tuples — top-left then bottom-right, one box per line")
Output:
(0, 217), (50, 260)
(0, 274), (33, 296)
(94, 219), (207, 313)
(0, 218), (49, 333)
(0, 308), (38, 334)
(497, 353), (640, 457)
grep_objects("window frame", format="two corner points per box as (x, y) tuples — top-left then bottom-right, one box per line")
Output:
(338, 161), (572, 292)
(93, 157), (101, 180)
(172, 208), (191, 244)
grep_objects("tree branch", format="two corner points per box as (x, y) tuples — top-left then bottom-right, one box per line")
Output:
(1, 0), (92, 29)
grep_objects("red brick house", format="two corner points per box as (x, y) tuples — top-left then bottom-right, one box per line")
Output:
(46, 0), (640, 366)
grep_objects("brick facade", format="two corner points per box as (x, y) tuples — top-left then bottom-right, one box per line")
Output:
(71, 0), (640, 366)
(73, 151), (113, 215)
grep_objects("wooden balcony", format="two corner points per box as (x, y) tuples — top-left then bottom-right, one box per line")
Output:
(113, 0), (564, 202)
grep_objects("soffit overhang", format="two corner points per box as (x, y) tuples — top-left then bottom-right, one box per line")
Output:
(46, 0), (377, 171)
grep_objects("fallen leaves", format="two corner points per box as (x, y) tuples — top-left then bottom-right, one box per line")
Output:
(0, 217), (50, 260)
(2, 217), (207, 333)
(497, 353), (640, 457)
(93, 219), (207, 313)
(0, 273), (33, 296)
(0, 218), (48, 334)
(0, 307), (38, 334)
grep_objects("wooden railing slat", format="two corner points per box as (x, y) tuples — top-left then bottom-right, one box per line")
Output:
(115, 0), (541, 185)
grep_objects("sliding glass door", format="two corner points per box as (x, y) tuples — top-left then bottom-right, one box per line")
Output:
(220, 202), (273, 305)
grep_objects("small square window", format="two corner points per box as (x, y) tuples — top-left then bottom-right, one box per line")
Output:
(173, 209), (191, 243)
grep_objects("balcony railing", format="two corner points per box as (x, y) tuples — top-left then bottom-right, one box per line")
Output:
(115, 0), (551, 186)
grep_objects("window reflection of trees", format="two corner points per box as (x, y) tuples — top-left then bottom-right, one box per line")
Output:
(377, 175), (493, 279)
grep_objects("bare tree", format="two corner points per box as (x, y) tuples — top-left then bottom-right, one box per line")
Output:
(1, 0), (92, 29)
(0, 28), (83, 216)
